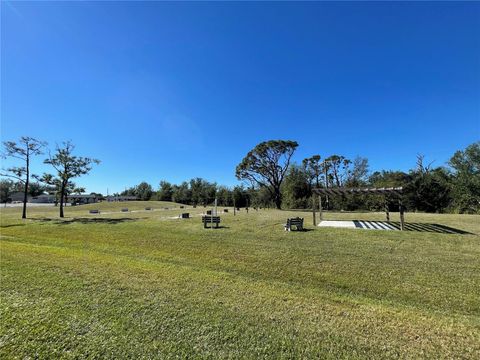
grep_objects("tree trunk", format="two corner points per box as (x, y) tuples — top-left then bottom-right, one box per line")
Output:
(274, 188), (282, 209)
(59, 182), (66, 218)
(22, 157), (29, 219)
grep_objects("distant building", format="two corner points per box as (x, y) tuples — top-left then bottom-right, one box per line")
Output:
(105, 195), (138, 202)
(67, 194), (100, 204)
(10, 192), (32, 203)
(31, 194), (56, 203)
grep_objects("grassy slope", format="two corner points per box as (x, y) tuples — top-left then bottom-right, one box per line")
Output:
(1, 203), (479, 358)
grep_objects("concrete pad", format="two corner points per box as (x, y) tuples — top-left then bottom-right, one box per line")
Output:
(318, 220), (356, 228)
(318, 220), (396, 231)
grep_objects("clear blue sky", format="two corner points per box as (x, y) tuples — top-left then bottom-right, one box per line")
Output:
(2, 1), (479, 194)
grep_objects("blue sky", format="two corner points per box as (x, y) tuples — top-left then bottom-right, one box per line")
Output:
(2, 1), (479, 194)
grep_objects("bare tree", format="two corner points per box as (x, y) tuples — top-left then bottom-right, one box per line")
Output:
(1, 137), (46, 218)
(324, 155), (351, 187)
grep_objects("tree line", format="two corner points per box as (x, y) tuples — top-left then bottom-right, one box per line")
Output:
(119, 140), (479, 214)
(118, 179), (257, 208)
(2, 136), (478, 217)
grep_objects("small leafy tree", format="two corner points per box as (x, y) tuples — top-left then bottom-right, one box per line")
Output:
(157, 181), (174, 201)
(407, 166), (452, 213)
(0, 179), (14, 206)
(1, 137), (46, 218)
(40, 142), (99, 218)
(136, 182), (153, 201)
(216, 186), (232, 206)
(282, 164), (310, 209)
(449, 142), (480, 213)
(171, 182), (191, 204)
(236, 140), (298, 209)
(232, 186), (248, 208)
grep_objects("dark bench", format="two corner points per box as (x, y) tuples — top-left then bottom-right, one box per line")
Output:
(89, 209), (100, 214)
(180, 213), (189, 219)
(121, 208), (129, 212)
(206, 210), (212, 215)
(145, 207), (152, 211)
(202, 215), (221, 228)
(180, 205), (185, 209)
(284, 217), (304, 231)
(223, 209), (228, 213)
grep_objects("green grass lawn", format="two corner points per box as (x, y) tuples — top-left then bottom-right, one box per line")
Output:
(1, 202), (479, 358)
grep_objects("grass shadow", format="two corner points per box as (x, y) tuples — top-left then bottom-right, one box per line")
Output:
(389, 222), (473, 234)
(0, 223), (26, 228)
(202, 225), (230, 229)
(285, 228), (315, 232)
(31, 217), (141, 225)
(358, 221), (473, 234)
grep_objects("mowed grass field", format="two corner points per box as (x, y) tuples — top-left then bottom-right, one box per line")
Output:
(1, 202), (479, 359)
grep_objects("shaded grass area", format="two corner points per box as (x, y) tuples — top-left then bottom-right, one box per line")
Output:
(349, 220), (473, 234)
(1, 204), (479, 358)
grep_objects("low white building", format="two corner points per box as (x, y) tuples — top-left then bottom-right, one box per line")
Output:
(105, 195), (138, 202)
(31, 194), (56, 203)
(10, 192), (32, 203)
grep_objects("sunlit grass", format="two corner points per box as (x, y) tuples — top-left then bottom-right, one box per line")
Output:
(1, 203), (479, 358)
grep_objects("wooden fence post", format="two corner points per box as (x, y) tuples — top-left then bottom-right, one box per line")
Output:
(385, 196), (390, 221)
(312, 195), (317, 226)
(399, 198), (405, 231)
(319, 195), (323, 221)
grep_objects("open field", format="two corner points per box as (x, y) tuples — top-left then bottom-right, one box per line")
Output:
(1, 202), (479, 358)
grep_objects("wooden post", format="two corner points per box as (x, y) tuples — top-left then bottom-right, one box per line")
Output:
(318, 195), (323, 221)
(399, 198), (405, 231)
(385, 196), (390, 221)
(312, 195), (317, 226)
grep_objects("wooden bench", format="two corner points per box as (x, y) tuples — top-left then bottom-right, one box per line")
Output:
(202, 215), (221, 228)
(179, 205), (185, 209)
(145, 207), (152, 211)
(223, 209), (228, 213)
(121, 208), (129, 212)
(89, 209), (100, 214)
(284, 217), (304, 231)
(206, 210), (212, 215)
(180, 213), (189, 219)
